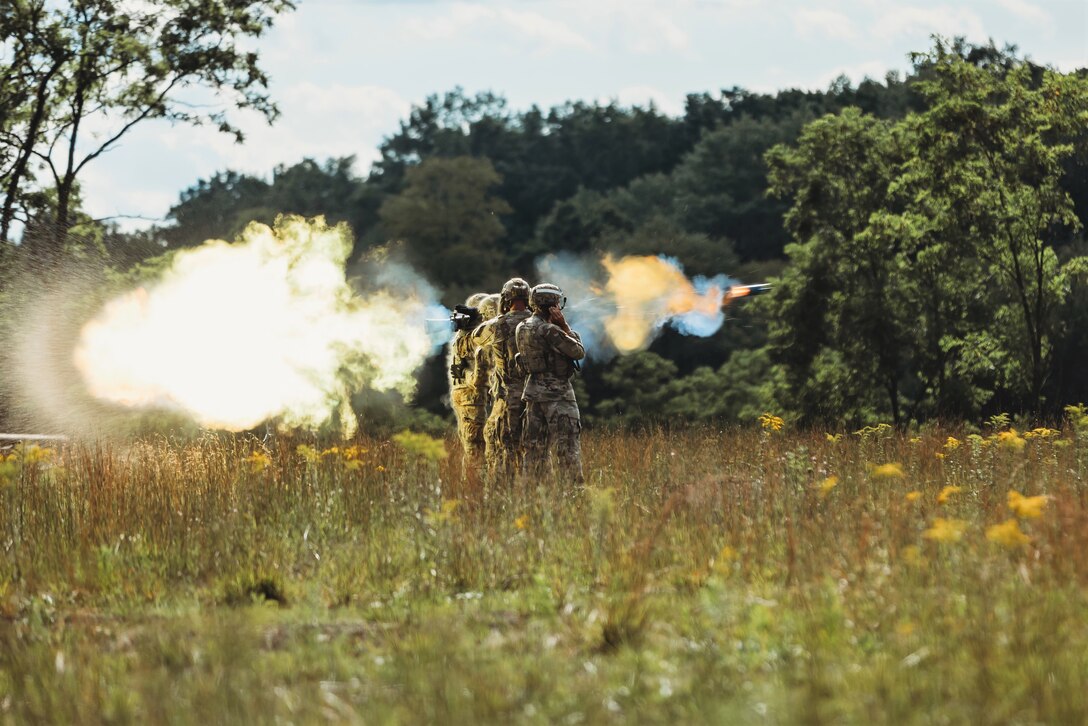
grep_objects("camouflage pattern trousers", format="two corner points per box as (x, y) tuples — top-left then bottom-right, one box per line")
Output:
(450, 387), (486, 479)
(522, 399), (583, 483)
(484, 395), (525, 480)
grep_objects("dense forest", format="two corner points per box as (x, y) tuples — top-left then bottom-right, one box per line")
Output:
(2, 22), (1087, 430)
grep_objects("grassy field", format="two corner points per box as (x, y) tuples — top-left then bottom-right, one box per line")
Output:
(1, 419), (1087, 724)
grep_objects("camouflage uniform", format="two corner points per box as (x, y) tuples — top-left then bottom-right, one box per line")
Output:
(473, 278), (532, 479)
(474, 309), (531, 478)
(516, 285), (586, 482)
(448, 293), (491, 478)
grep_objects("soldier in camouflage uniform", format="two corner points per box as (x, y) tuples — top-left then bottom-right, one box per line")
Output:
(516, 283), (586, 482)
(447, 292), (491, 479)
(473, 278), (532, 479)
(471, 293), (501, 404)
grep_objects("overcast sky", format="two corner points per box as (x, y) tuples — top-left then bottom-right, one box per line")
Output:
(81, 0), (1087, 230)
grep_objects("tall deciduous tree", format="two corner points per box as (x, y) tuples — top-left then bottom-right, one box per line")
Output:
(766, 108), (911, 425)
(903, 40), (1088, 409)
(0, 0), (294, 253)
(765, 40), (1088, 424)
(378, 156), (512, 297)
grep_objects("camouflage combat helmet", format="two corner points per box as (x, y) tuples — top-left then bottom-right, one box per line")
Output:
(465, 292), (489, 308)
(529, 283), (566, 313)
(478, 293), (501, 321)
(500, 277), (531, 312)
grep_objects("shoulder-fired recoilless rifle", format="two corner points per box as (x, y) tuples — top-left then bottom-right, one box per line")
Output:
(449, 304), (482, 332)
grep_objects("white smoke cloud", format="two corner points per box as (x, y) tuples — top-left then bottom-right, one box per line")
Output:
(72, 216), (449, 433)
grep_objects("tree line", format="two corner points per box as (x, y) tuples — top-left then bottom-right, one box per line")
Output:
(2, 7), (1086, 430)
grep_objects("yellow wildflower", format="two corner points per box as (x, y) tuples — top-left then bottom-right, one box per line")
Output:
(826, 433), (842, 443)
(922, 517), (968, 543)
(376, 465), (386, 473)
(869, 462), (905, 480)
(854, 423), (893, 437)
(905, 491), (923, 503)
(937, 485), (962, 504)
(342, 445), (367, 461)
(425, 498), (461, 525)
(909, 436), (922, 445)
(896, 621), (917, 638)
(297, 444), (321, 464)
(759, 413), (784, 432)
(935, 452), (945, 460)
(944, 436), (961, 452)
(816, 475), (839, 498)
(718, 545), (738, 563)
(321, 446), (340, 457)
(1007, 491), (1049, 519)
(1064, 403), (1088, 430)
(20, 445), (54, 465)
(514, 514), (530, 531)
(1023, 427), (1059, 440)
(393, 430), (448, 461)
(243, 451), (271, 474)
(994, 429), (1026, 452)
(900, 545), (923, 566)
(986, 518), (1030, 548)
(0, 457), (17, 488)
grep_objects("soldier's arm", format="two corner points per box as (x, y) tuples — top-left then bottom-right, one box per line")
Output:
(544, 324), (586, 360)
(447, 332), (471, 383)
(471, 320), (494, 346)
(471, 347), (491, 398)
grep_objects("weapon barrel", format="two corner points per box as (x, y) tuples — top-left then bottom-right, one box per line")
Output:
(724, 283), (772, 303)
(0, 434), (68, 442)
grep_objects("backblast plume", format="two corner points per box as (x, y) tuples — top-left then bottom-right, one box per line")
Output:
(73, 216), (448, 433)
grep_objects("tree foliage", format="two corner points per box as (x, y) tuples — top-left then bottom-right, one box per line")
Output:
(765, 41), (1088, 425)
(0, 0), (295, 256)
(378, 156), (512, 297)
(9, 29), (1087, 429)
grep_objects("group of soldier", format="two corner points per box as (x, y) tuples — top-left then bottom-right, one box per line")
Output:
(447, 278), (585, 483)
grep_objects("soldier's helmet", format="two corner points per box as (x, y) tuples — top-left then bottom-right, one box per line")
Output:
(500, 277), (531, 312)
(529, 283), (566, 313)
(478, 293), (501, 321)
(465, 292), (489, 308)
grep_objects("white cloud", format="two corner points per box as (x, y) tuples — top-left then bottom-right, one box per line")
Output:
(495, 8), (595, 50)
(572, 1), (691, 54)
(80, 83), (411, 227)
(1047, 55), (1088, 72)
(403, 2), (593, 52)
(403, 3), (491, 41)
(793, 8), (858, 40)
(611, 85), (684, 116)
(994, 0), (1052, 27)
(872, 5), (988, 43)
(191, 82), (411, 174)
(625, 12), (690, 54)
(80, 164), (178, 229)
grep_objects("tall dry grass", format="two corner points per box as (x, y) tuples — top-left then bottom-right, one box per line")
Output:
(1, 423), (1086, 723)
